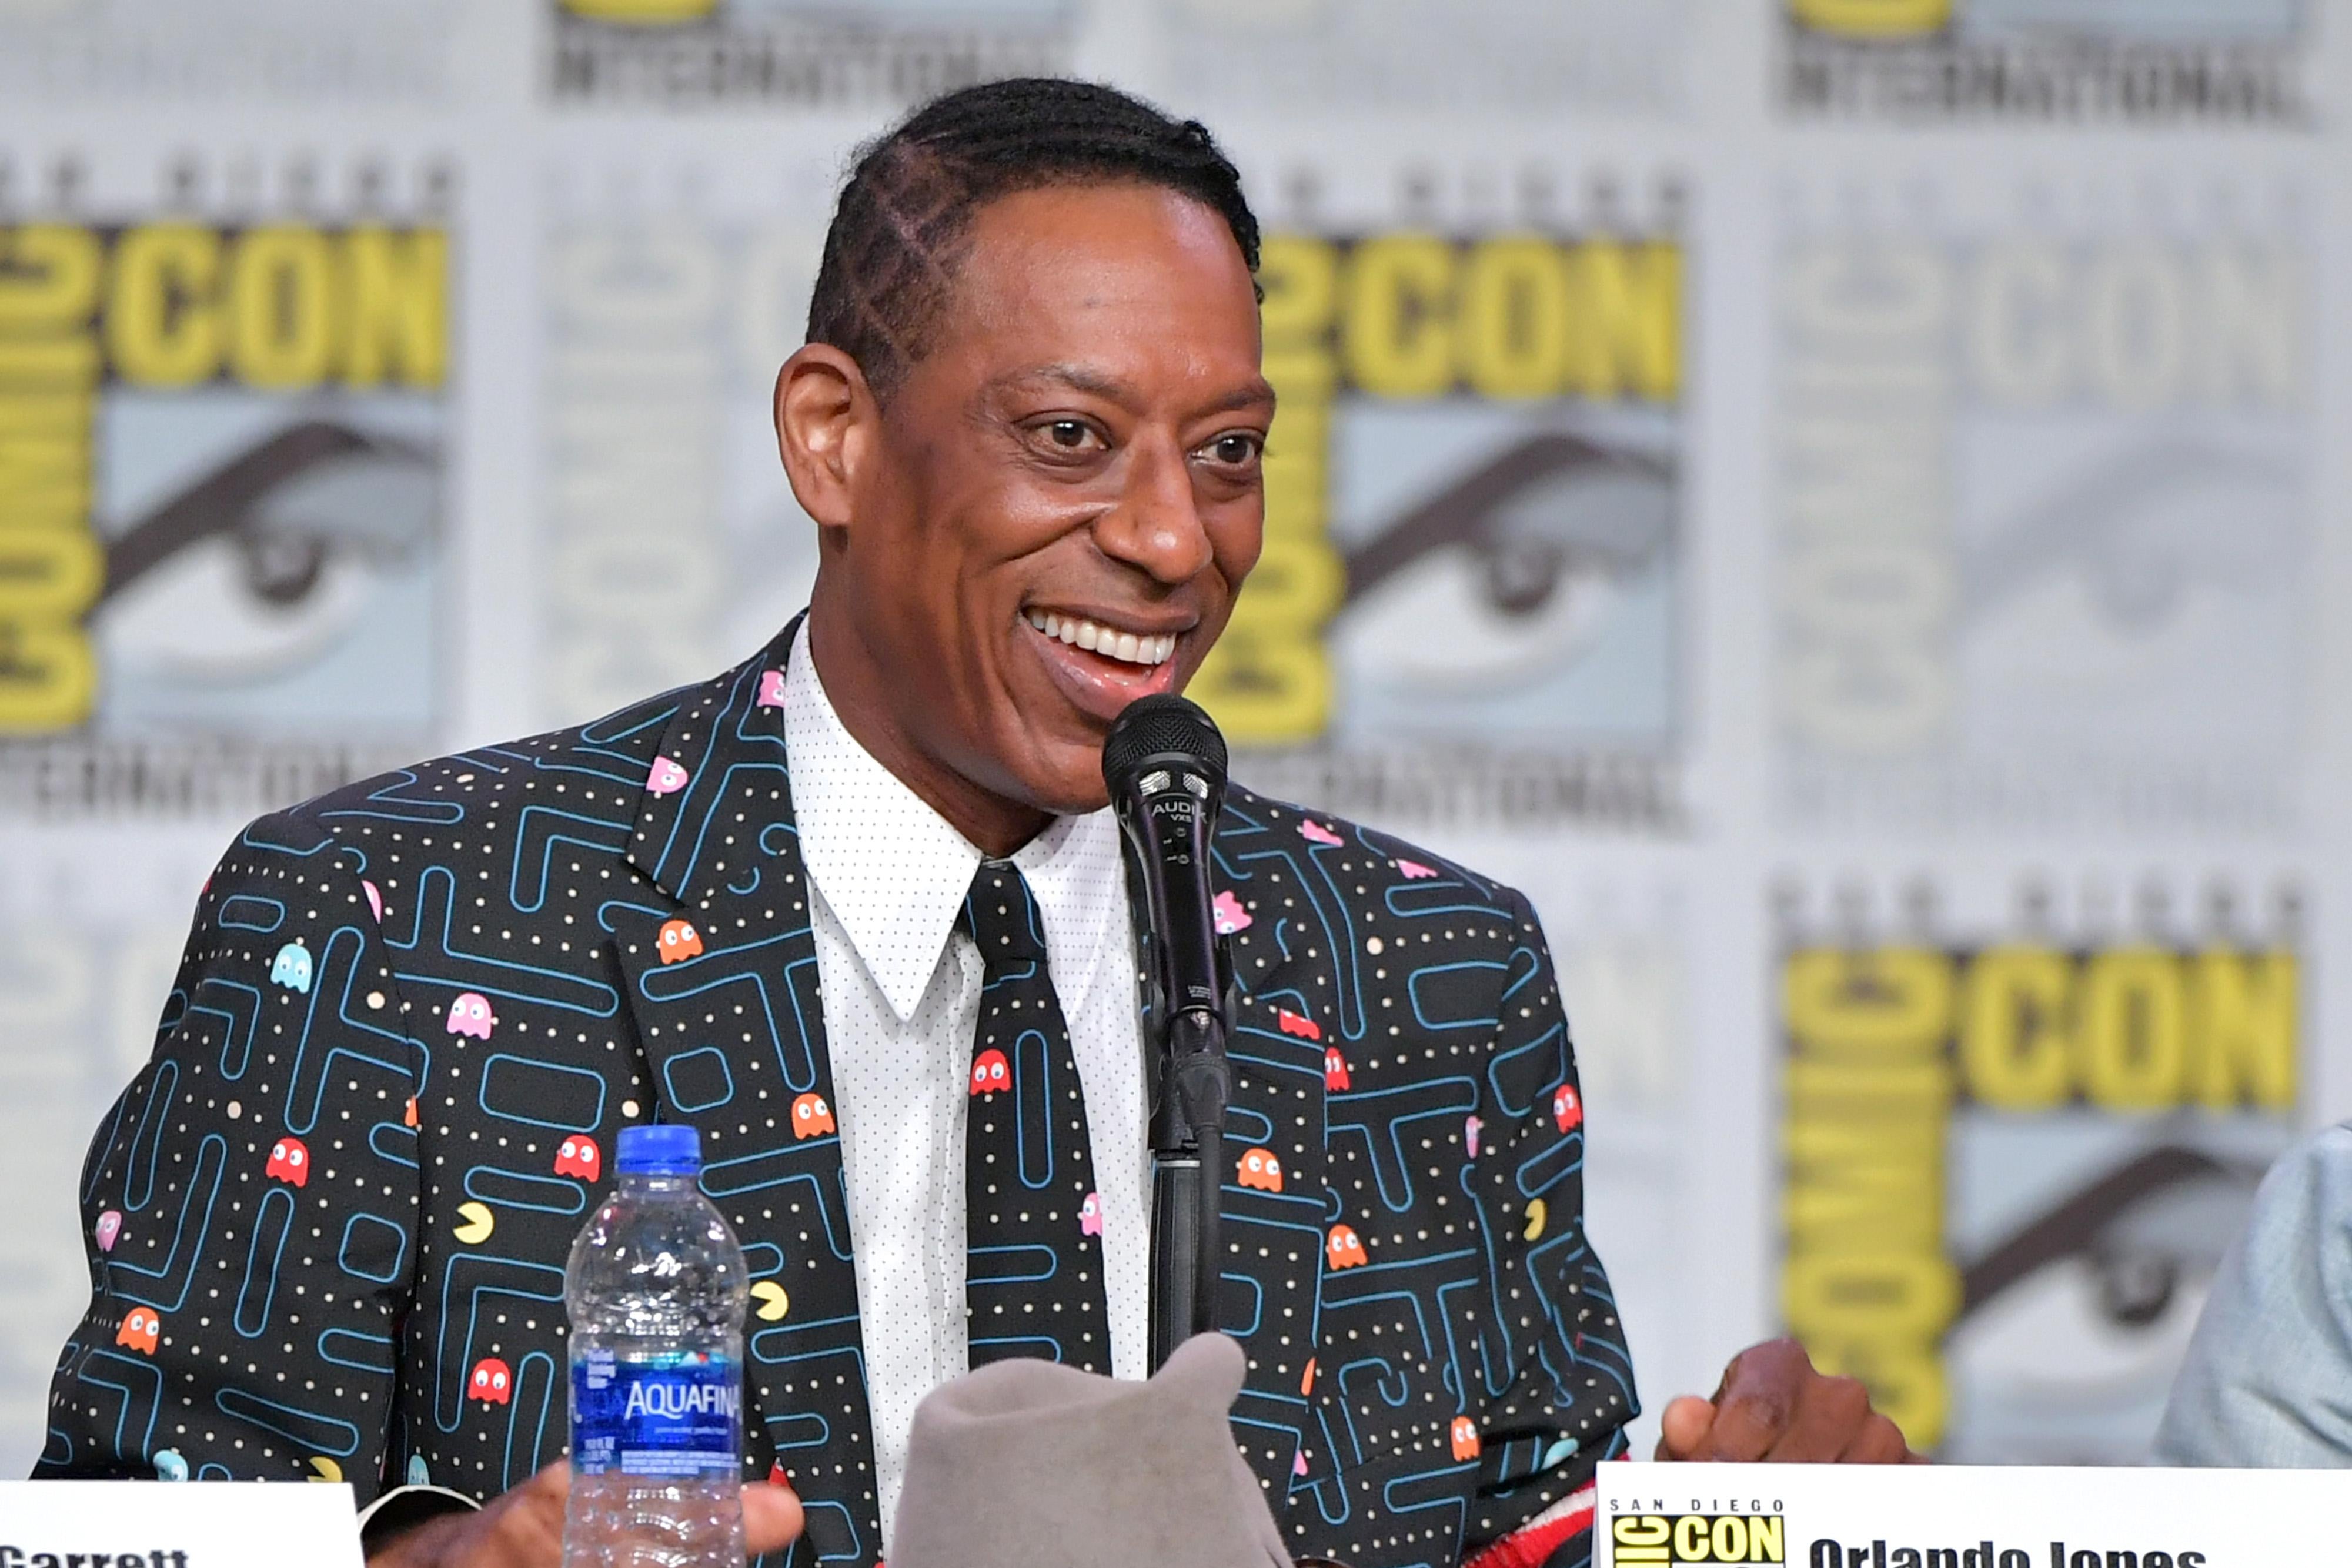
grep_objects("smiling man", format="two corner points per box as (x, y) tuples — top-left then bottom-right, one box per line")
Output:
(37, 80), (1909, 1568)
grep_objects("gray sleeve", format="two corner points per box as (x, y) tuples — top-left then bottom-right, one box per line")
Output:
(2154, 1122), (2352, 1466)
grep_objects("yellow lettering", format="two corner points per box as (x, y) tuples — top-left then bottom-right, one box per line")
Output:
(1674, 1516), (1711, 1561)
(228, 226), (335, 389)
(1788, 0), (1953, 36)
(1748, 1517), (1784, 1562)
(2079, 948), (2186, 1110)
(1563, 239), (1680, 401)
(1343, 234), (1456, 399)
(0, 226), (101, 332)
(1958, 945), (2073, 1109)
(0, 621), (97, 727)
(560, 0), (715, 16)
(1460, 236), (1571, 399)
(2187, 949), (2297, 1110)
(107, 223), (222, 386)
(1783, 947), (1953, 1055)
(1712, 1516), (1749, 1561)
(342, 226), (447, 388)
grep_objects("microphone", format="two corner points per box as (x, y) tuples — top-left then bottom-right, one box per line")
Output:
(1101, 694), (1231, 1370)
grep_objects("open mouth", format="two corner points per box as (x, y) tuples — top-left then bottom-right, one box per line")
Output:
(1021, 608), (1178, 667)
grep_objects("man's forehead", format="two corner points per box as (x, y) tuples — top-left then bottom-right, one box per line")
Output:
(981, 360), (1277, 417)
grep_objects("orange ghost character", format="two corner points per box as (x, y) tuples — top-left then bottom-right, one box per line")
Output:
(116, 1307), (161, 1355)
(791, 1092), (836, 1138)
(1449, 1416), (1481, 1462)
(1237, 1148), (1284, 1192)
(657, 919), (704, 965)
(1325, 1223), (1368, 1269)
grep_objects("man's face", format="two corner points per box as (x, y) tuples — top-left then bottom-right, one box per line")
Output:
(826, 182), (1271, 817)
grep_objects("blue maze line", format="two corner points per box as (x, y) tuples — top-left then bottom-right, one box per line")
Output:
(186, 979), (262, 1081)
(1433, 1274), (1512, 1404)
(319, 1329), (397, 1376)
(239, 824), (346, 858)
(1514, 1134), (1583, 1201)
(311, 771), (467, 828)
(1322, 1283), (1446, 1370)
(1487, 1017), (1565, 1120)
(594, 897), (674, 934)
(966, 1333), (1064, 1362)
(109, 1132), (224, 1312)
(502, 1349), (560, 1490)
(432, 1252), (567, 1433)
(370, 1121), (420, 1168)
(123, 1059), (179, 1212)
(216, 1388), (363, 1457)
(216, 895), (285, 934)
(387, 865), (620, 1018)
(234, 1185), (295, 1338)
(465, 1166), (587, 1217)
(477, 1052), (607, 1133)
(554, 687), (682, 749)
(637, 944), (822, 1094)
(1406, 960), (1508, 1034)
(968, 1243), (1057, 1286)
(1327, 1079), (1479, 1213)
(656, 757), (796, 890)
(283, 927), (417, 1136)
(763, 1407), (834, 1455)
(79, 1350), (163, 1461)
(697, 1166), (851, 1259)
(510, 806), (635, 914)
(1008, 1027), (1057, 1188)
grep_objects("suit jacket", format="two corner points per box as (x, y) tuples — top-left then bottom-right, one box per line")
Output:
(38, 621), (1635, 1568)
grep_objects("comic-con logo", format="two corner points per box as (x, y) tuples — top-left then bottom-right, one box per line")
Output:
(0, 216), (445, 737)
(1778, 886), (2298, 1457)
(1613, 1512), (1788, 1567)
(1192, 226), (1680, 758)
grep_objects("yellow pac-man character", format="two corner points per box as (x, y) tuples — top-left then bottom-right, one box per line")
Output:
(750, 1281), (790, 1322)
(453, 1202), (495, 1244)
(309, 1456), (343, 1483)
(1788, 0), (1952, 36)
(1523, 1198), (1548, 1241)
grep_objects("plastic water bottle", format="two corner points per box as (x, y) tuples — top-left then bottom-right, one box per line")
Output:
(563, 1124), (749, 1567)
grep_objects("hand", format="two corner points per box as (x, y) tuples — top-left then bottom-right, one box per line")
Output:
(367, 1461), (806, 1567)
(1654, 1338), (1917, 1463)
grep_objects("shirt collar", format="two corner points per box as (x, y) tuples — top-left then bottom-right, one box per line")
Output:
(781, 622), (1127, 1023)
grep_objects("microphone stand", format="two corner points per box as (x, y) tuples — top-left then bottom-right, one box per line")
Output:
(1145, 942), (1233, 1373)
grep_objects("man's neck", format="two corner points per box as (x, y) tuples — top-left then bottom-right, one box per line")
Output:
(803, 601), (1051, 858)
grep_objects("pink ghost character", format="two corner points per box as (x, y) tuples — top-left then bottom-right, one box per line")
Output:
(757, 670), (787, 708)
(95, 1211), (122, 1252)
(647, 757), (690, 797)
(1078, 1192), (1102, 1238)
(1298, 819), (1343, 847)
(1212, 890), (1253, 935)
(1397, 858), (1438, 880)
(362, 880), (384, 921)
(1464, 1115), (1482, 1158)
(446, 992), (497, 1039)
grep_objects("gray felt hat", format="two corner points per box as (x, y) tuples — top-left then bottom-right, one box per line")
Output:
(887, 1332), (1294, 1568)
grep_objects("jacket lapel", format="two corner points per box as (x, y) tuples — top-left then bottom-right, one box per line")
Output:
(1208, 791), (1335, 1510)
(614, 617), (881, 1567)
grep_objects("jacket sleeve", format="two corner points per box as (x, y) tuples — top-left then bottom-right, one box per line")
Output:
(1458, 886), (1638, 1563)
(35, 810), (425, 1499)
(2153, 1121), (2352, 1466)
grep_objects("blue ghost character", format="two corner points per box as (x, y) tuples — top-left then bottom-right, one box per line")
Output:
(407, 1453), (430, 1487)
(154, 1448), (188, 1481)
(270, 941), (313, 994)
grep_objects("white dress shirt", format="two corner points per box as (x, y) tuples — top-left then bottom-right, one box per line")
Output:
(779, 624), (1150, 1541)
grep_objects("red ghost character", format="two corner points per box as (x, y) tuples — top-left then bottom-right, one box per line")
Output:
(791, 1092), (836, 1138)
(554, 1136), (601, 1181)
(657, 919), (704, 964)
(969, 1049), (1010, 1096)
(469, 1358), (512, 1405)
(265, 1136), (310, 1188)
(115, 1307), (161, 1355)
(1277, 1008), (1321, 1042)
(1325, 1223), (1368, 1269)
(1323, 1047), (1350, 1091)
(1552, 1083), (1583, 1134)
(1237, 1148), (1284, 1192)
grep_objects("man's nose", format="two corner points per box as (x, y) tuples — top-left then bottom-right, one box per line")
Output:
(1094, 438), (1215, 586)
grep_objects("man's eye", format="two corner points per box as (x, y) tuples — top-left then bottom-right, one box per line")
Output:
(1205, 433), (1261, 466)
(1046, 420), (1091, 448)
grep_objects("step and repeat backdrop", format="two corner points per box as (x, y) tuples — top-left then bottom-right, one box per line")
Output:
(1, 0), (2347, 1482)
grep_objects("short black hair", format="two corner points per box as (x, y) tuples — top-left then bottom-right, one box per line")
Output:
(806, 77), (1260, 403)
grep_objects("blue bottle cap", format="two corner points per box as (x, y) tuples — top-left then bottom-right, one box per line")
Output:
(616, 1124), (701, 1176)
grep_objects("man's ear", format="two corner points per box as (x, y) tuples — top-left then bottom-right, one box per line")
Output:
(774, 343), (875, 530)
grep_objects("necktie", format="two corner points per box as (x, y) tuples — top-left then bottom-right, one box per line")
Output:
(958, 859), (1113, 1374)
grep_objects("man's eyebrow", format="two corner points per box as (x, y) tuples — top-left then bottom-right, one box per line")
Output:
(991, 363), (1278, 417)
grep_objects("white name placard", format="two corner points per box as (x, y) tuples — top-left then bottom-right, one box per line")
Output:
(1596, 1462), (2352, 1568)
(0, 1482), (364, 1568)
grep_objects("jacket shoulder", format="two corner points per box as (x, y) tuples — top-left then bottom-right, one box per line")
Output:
(1217, 780), (1534, 933)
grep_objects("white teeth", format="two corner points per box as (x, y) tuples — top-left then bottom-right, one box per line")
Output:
(1021, 610), (1178, 667)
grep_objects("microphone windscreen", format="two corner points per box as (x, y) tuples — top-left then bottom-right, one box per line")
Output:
(1102, 694), (1229, 797)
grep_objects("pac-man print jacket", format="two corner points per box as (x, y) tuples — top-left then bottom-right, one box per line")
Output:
(38, 620), (1635, 1568)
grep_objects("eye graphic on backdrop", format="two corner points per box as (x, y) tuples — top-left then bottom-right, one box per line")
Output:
(93, 420), (438, 689)
(1331, 431), (1673, 697)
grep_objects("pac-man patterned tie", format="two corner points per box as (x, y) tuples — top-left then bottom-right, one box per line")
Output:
(958, 859), (1113, 1375)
